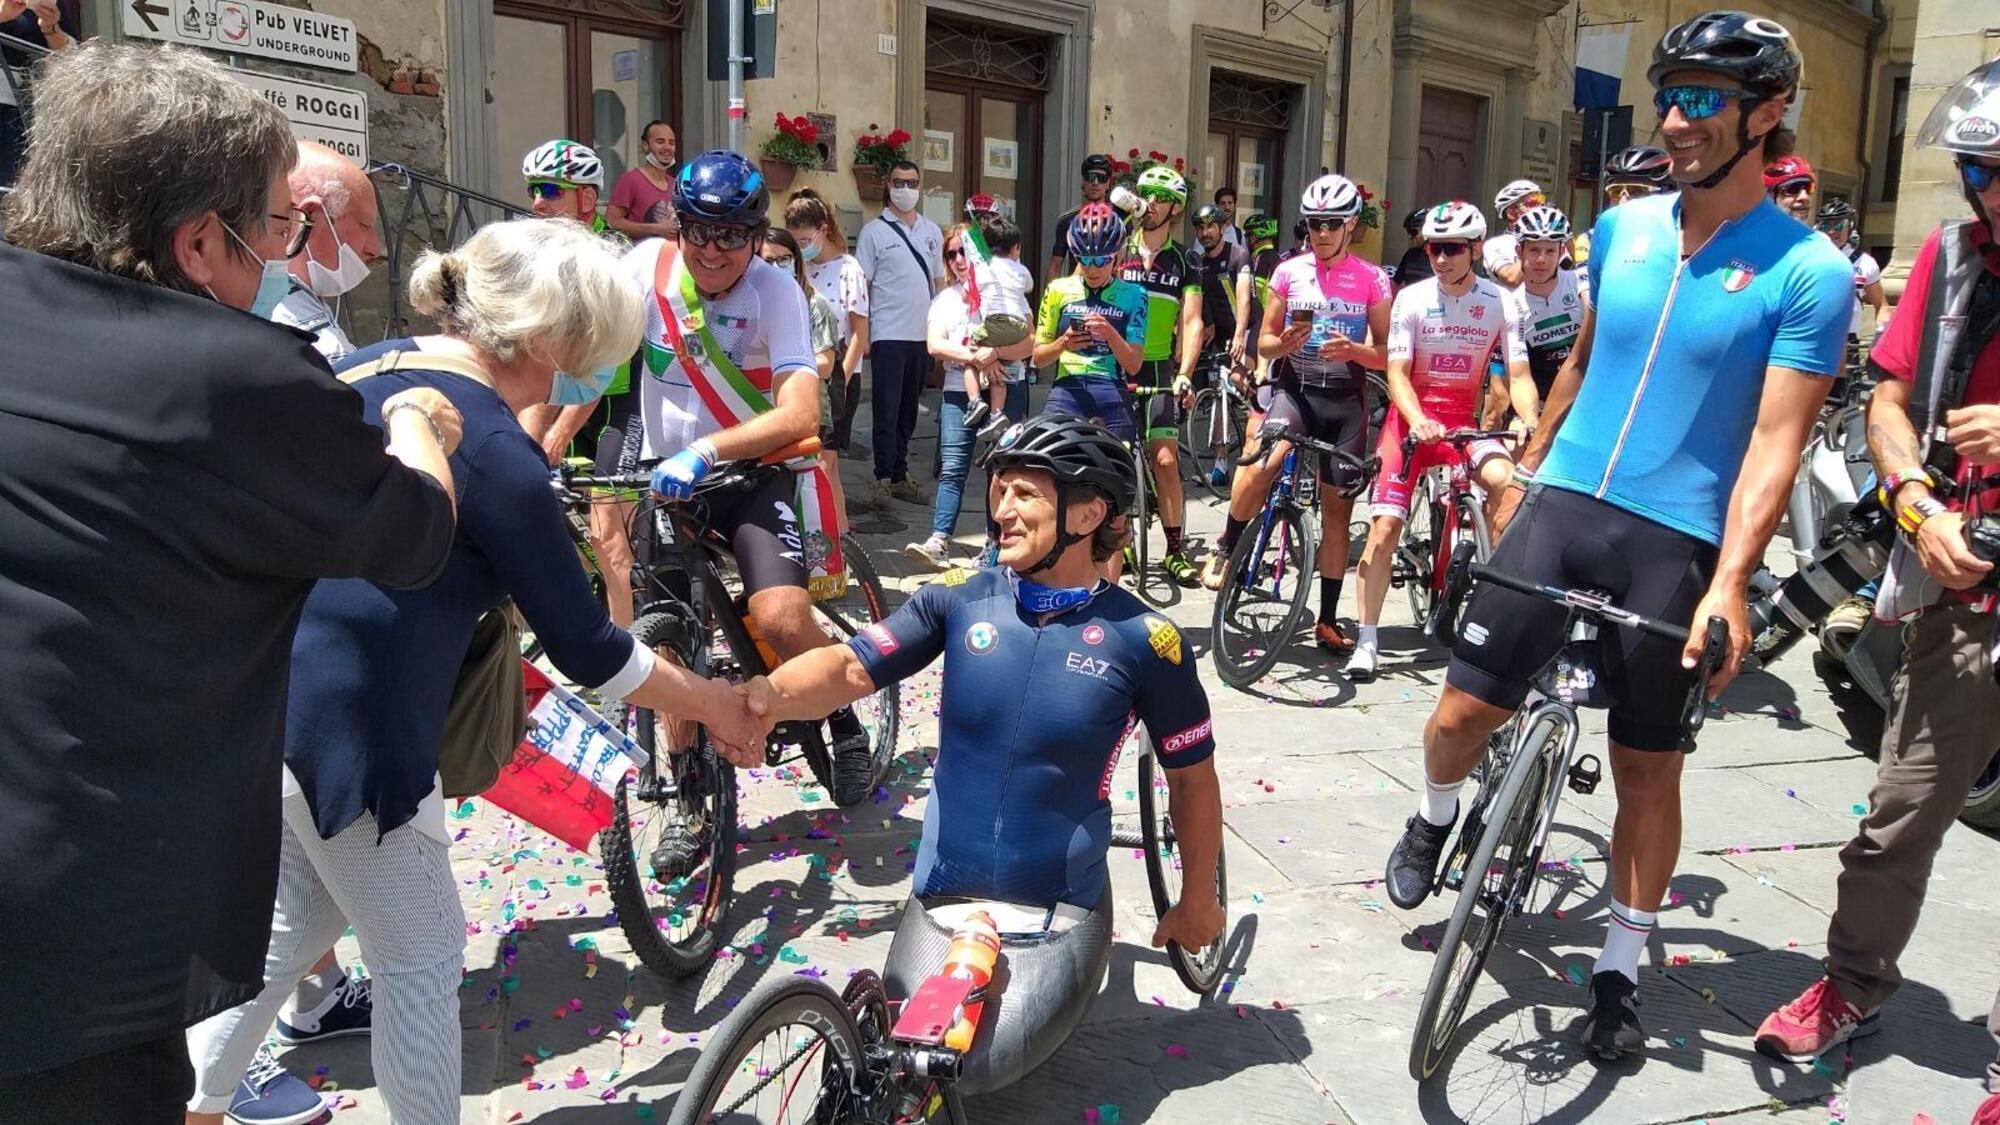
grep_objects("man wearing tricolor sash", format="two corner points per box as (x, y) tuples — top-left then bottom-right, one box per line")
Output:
(628, 150), (881, 810)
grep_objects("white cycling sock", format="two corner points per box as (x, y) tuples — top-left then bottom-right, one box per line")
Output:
(1359, 624), (1379, 649)
(1593, 900), (1658, 984)
(1419, 772), (1464, 827)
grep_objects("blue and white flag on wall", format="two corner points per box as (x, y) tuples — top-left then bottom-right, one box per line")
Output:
(1575, 24), (1631, 110)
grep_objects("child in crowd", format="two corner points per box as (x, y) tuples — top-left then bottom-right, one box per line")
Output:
(960, 213), (1033, 435)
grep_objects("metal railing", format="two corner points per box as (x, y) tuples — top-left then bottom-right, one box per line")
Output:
(366, 161), (530, 338)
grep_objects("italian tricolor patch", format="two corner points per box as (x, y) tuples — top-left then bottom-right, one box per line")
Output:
(1720, 260), (1755, 293)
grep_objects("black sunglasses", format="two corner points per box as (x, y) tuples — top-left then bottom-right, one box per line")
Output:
(681, 222), (757, 250)
(1425, 241), (1470, 258)
(944, 247), (966, 260)
(1082, 172), (1111, 184)
(1963, 158), (2000, 194)
(1305, 217), (1347, 233)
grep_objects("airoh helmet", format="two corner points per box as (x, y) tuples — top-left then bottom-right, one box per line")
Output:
(522, 139), (604, 188)
(1763, 154), (1816, 191)
(1420, 200), (1487, 242)
(1511, 205), (1572, 243)
(1918, 58), (2000, 159)
(966, 193), (1000, 220)
(1135, 166), (1188, 207)
(1066, 202), (1126, 259)
(1494, 179), (1544, 216)
(1647, 10), (1801, 99)
(674, 150), (770, 228)
(985, 413), (1138, 574)
(1606, 145), (1673, 187)
(1300, 173), (1363, 219)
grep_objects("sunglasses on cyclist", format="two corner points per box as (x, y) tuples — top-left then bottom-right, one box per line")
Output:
(1074, 253), (1115, 269)
(1963, 158), (2000, 194)
(680, 221), (758, 251)
(1082, 171), (1111, 185)
(1604, 182), (1655, 204)
(1304, 216), (1348, 233)
(526, 181), (575, 202)
(1425, 241), (1470, 258)
(1654, 84), (1756, 122)
(1773, 179), (1814, 197)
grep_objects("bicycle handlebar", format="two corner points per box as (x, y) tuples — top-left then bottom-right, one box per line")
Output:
(1399, 428), (1518, 461)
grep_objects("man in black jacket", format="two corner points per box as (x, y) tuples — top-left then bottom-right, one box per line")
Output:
(0, 41), (460, 1123)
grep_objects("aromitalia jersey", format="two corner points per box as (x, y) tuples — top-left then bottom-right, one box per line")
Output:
(1034, 275), (1151, 383)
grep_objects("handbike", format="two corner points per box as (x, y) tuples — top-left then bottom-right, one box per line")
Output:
(1388, 428), (1514, 645)
(1209, 416), (1376, 688)
(1407, 562), (1727, 1080)
(565, 445), (901, 978)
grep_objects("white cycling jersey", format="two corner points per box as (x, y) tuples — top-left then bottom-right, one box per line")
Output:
(1386, 275), (1527, 426)
(1510, 267), (1590, 396)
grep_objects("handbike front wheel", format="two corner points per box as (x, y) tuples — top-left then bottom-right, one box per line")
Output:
(1137, 744), (1229, 994)
(1210, 504), (1315, 689)
(667, 974), (869, 1125)
(1409, 713), (1562, 1080)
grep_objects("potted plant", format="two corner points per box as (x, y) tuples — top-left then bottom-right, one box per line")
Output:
(1117, 149), (1197, 211)
(851, 125), (912, 202)
(1355, 182), (1389, 230)
(758, 113), (818, 192)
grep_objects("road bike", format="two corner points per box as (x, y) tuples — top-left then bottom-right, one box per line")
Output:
(1126, 383), (1188, 607)
(1407, 562), (1727, 1080)
(1388, 429), (1515, 645)
(561, 450), (900, 978)
(1209, 417), (1376, 688)
(666, 733), (1227, 1123)
(1181, 356), (1251, 500)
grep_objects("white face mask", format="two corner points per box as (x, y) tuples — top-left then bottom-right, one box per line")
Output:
(646, 152), (676, 170)
(212, 222), (292, 319)
(303, 224), (371, 298)
(889, 186), (921, 213)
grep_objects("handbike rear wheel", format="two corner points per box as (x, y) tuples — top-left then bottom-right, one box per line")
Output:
(667, 974), (869, 1125)
(1210, 505), (1315, 688)
(1409, 713), (1563, 1080)
(1137, 745), (1228, 994)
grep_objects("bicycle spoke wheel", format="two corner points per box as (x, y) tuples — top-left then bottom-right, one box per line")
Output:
(1409, 713), (1564, 1081)
(1132, 453), (1171, 607)
(1137, 744), (1228, 994)
(1211, 504), (1315, 688)
(667, 975), (868, 1125)
(1400, 477), (1439, 628)
(804, 536), (902, 789)
(599, 613), (737, 978)
(1185, 389), (1237, 499)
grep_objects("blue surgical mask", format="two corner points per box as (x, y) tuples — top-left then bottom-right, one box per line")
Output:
(549, 364), (617, 406)
(215, 223), (293, 320)
(1011, 572), (1101, 616)
(800, 237), (822, 263)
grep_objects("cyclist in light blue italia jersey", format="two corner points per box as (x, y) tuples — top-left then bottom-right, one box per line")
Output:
(1381, 10), (1854, 1064)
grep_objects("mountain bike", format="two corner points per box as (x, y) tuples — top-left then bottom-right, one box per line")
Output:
(1210, 417), (1376, 688)
(667, 731), (1226, 1123)
(1388, 429), (1514, 645)
(562, 449), (900, 978)
(522, 457), (625, 662)
(1407, 562), (1727, 1080)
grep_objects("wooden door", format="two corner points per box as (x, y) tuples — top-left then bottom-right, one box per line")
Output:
(1416, 85), (1483, 212)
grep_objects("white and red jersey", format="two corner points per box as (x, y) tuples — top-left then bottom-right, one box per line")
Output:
(627, 240), (817, 458)
(1385, 275), (1526, 428)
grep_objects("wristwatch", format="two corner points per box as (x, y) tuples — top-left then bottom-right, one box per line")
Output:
(1877, 465), (1938, 506)
(1896, 494), (1949, 538)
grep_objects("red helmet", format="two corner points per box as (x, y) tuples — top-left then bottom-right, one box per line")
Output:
(965, 193), (1000, 220)
(1762, 155), (1815, 191)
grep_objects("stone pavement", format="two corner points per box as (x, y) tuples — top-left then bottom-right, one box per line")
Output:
(277, 394), (1996, 1124)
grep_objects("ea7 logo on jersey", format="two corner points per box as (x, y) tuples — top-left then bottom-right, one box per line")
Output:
(1064, 651), (1110, 679)
(964, 622), (999, 655)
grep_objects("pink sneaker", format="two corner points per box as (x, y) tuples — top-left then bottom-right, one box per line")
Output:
(1972, 1092), (2000, 1125)
(1754, 977), (1881, 1063)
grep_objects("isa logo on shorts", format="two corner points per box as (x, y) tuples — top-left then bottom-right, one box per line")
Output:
(965, 622), (999, 655)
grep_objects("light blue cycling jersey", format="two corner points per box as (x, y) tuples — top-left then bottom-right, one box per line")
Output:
(1536, 192), (1851, 546)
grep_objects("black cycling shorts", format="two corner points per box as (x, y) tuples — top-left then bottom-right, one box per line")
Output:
(592, 387), (645, 476)
(1262, 380), (1370, 490)
(700, 467), (811, 596)
(1447, 485), (1719, 752)
(1136, 358), (1183, 441)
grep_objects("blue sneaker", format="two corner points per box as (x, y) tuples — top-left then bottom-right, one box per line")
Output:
(1207, 465), (1228, 487)
(227, 1043), (326, 1125)
(273, 974), (372, 1045)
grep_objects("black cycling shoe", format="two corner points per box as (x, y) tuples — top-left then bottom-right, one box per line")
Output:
(1384, 812), (1455, 909)
(826, 708), (878, 807)
(1581, 970), (1645, 1060)
(648, 809), (712, 885)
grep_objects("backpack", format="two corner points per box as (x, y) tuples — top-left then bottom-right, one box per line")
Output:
(337, 348), (525, 798)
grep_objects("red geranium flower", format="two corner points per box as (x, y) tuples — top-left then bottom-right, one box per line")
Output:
(887, 129), (911, 146)
(1128, 147), (1140, 158)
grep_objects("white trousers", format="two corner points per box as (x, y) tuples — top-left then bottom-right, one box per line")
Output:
(186, 791), (466, 1122)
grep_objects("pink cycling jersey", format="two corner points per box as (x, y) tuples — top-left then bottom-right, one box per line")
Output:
(1267, 251), (1392, 389)
(1384, 275), (1526, 427)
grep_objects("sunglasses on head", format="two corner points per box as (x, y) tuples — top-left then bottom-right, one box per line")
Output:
(1425, 241), (1470, 258)
(681, 222), (757, 250)
(1963, 159), (2000, 194)
(1074, 253), (1115, 268)
(1305, 216), (1347, 233)
(1082, 171), (1111, 184)
(1654, 84), (1756, 122)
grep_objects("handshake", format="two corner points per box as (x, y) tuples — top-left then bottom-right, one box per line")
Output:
(697, 675), (782, 768)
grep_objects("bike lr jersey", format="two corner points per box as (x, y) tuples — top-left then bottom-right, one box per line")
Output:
(1034, 275), (1151, 384)
(847, 567), (1216, 910)
(1537, 193), (1852, 545)
(1117, 235), (1201, 362)
(1509, 267), (1591, 399)
(1267, 251), (1393, 390)
(1386, 275), (1526, 428)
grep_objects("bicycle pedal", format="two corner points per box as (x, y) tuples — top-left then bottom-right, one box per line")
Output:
(1567, 754), (1603, 795)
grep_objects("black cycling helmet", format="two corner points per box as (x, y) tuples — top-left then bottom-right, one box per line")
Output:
(1816, 199), (1857, 225)
(1646, 11), (1801, 99)
(674, 150), (770, 228)
(1403, 206), (1429, 236)
(1292, 217), (1308, 245)
(1606, 145), (1674, 187)
(985, 414), (1136, 574)
(1191, 203), (1225, 227)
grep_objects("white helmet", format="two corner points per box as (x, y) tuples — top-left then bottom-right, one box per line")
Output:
(522, 139), (604, 188)
(1918, 57), (2000, 159)
(1511, 204), (1572, 243)
(1494, 179), (1544, 215)
(1300, 174), (1363, 219)
(1420, 200), (1487, 241)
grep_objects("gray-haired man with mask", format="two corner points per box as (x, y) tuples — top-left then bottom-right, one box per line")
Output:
(270, 141), (385, 363)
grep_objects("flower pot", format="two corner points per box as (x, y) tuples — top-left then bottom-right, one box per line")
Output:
(853, 165), (885, 203)
(759, 159), (800, 193)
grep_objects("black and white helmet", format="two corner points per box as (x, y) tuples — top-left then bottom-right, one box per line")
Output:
(1511, 205), (1572, 243)
(1300, 174), (1363, 220)
(1918, 57), (2000, 159)
(1606, 145), (1674, 187)
(1647, 10), (1801, 100)
(1494, 180), (1543, 215)
(1420, 200), (1487, 242)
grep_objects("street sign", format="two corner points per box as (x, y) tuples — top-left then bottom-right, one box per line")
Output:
(124, 0), (358, 73)
(232, 71), (369, 164)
